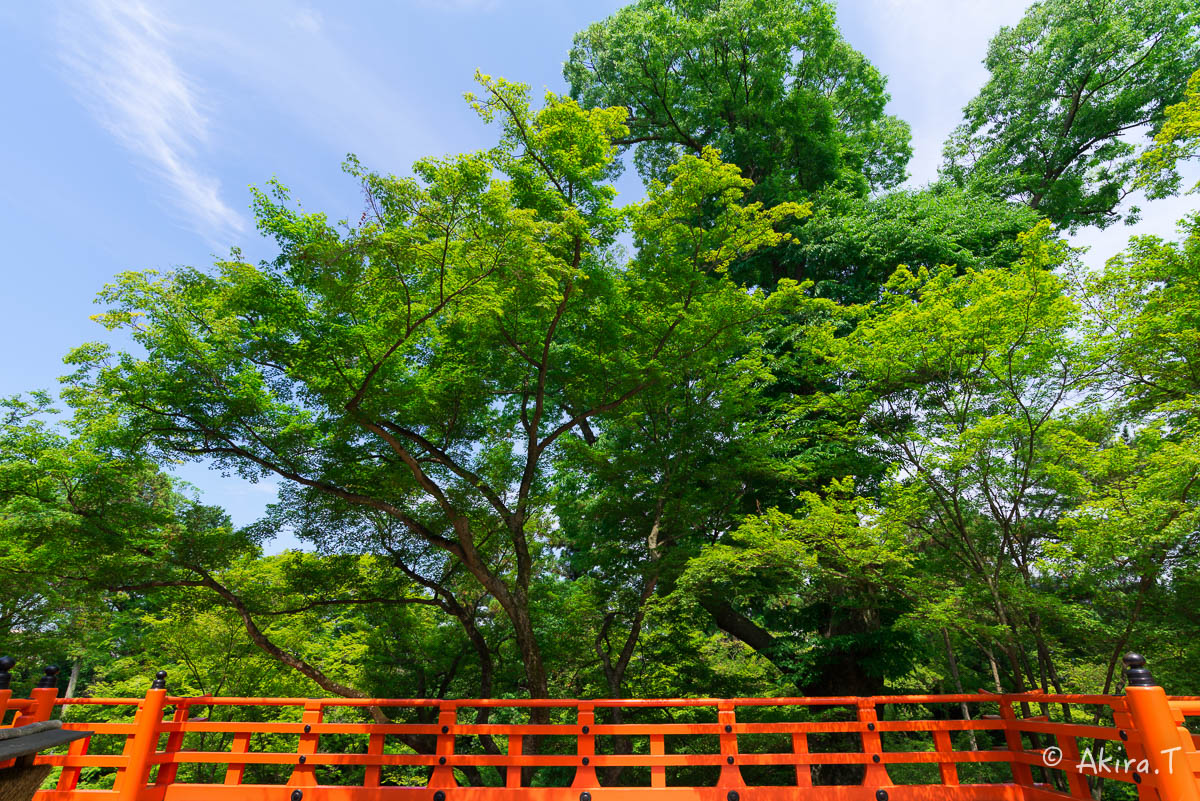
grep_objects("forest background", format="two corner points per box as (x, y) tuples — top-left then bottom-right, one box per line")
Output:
(3, 0), (1200, 786)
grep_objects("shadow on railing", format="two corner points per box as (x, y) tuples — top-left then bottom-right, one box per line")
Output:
(2, 655), (1199, 800)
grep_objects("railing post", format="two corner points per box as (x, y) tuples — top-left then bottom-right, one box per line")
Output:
(572, 702), (597, 788)
(115, 670), (169, 801)
(287, 699), (323, 789)
(1122, 653), (1200, 801)
(364, 729), (385, 788)
(1051, 726), (1090, 799)
(37, 661), (91, 793)
(429, 703), (458, 788)
(858, 699), (893, 788)
(932, 728), (959, 788)
(651, 730), (667, 788)
(56, 732), (93, 791)
(716, 700), (745, 789)
(505, 732), (523, 788)
(224, 732), (252, 786)
(791, 732), (812, 788)
(14, 666), (60, 727)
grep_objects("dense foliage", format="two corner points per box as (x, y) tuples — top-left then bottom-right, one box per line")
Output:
(941, 0), (1199, 230)
(3, 0), (1200, 792)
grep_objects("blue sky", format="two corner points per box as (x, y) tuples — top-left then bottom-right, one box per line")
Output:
(2, 0), (1196, 533)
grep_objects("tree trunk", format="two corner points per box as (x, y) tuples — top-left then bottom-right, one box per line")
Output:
(65, 662), (80, 699)
(942, 629), (978, 751)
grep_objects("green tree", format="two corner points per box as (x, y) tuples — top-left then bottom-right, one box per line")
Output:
(672, 481), (919, 693)
(1049, 215), (1200, 694)
(1078, 213), (1200, 423)
(0, 393), (280, 703)
(0, 393), (175, 684)
(781, 185), (1042, 302)
(823, 224), (1096, 693)
(1048, 423), (1200, 695)
(62, 75), (804, 705)
(565, 0), (911, 205)
(546, 309), (778, 734)
(563, 2), (1051, 689)
(1138, 68), (1200, 197)
(942, 0), (1200, 230)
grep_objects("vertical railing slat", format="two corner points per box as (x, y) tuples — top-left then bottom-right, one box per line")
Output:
(154, 701), (190, 787)
(1053, 728), (1091, 798)
(55, 733), (92, 791)
(858, 699), (892, 788)
(650, 733), (666, 788)
(791, 732), (811, 787)
(999, 700), (1038, 789)
(932, 729), (959, 787)
(223, 732), (252, 785)
(571, 703), (597, 788)
(364, 732), (385, 787)
(505, 734), (523, 788)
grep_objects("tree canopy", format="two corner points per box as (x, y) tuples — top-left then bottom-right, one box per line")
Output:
(5, 1), (1200, 792)
(942, 0), (1200, 230)
(565, 0), (911, 205)
(59, 76), (806, 706)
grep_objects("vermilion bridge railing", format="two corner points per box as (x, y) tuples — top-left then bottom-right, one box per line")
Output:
(2, 655), (1199, 800)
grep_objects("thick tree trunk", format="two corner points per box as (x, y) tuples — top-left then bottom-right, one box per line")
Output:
(699, 595), (880, 785)
(700, 595), (884, 696)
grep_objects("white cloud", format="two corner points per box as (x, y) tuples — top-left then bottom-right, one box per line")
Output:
(152, 0), (439, 173)
(413, 0), (499, 12)
(57, 0), (245, 240)
(290, 6), (323, 33)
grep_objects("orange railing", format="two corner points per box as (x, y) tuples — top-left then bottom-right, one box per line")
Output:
(2, 655), (1199, 800)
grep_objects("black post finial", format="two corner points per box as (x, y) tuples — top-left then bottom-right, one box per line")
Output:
(1123, 653), (1155, 688)
(151, 670), (168, 690)
(0, 656), (15, 690)
(37, 665), (60, 689)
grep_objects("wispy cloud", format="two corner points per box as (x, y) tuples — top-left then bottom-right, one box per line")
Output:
(181, 0), (439, 169)
(413, 0), (500, 12)
(290, 6), (323, 33)
(57, 0), (244, 240)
